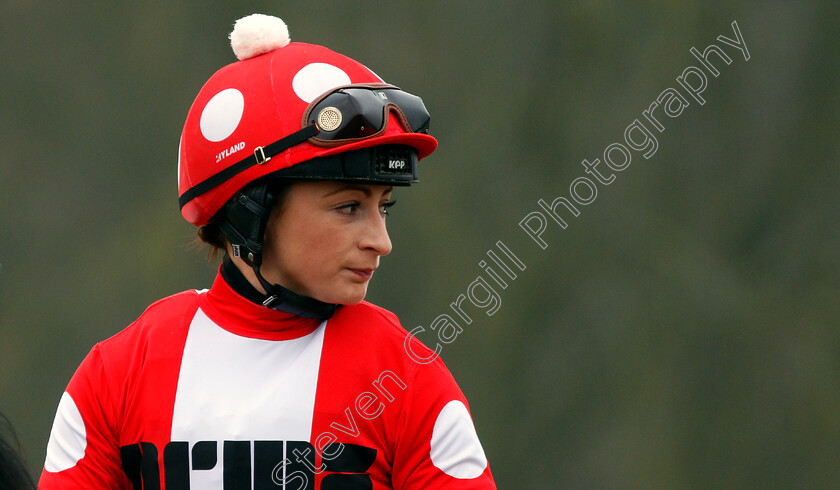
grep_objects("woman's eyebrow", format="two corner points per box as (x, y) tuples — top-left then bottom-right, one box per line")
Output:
(322, 185), (371, 198)
(322, 185), (393, 198)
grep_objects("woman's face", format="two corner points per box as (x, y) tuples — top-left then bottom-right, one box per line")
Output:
(261, 181), (394, 305)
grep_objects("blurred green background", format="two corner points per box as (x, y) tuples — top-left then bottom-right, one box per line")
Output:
(2, 0), (838, 488)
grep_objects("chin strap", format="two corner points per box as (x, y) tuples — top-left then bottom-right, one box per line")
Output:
(253, 264), (337, 319)
(218, 183), (337, 320)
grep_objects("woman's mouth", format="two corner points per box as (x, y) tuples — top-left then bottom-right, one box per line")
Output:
(348, 268), (375, 280)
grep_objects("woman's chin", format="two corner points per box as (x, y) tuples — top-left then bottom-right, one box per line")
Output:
(317, 284), (369, 306)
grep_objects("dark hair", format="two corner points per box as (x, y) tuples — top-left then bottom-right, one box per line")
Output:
(0, 413), (35, 490)
(195, 220), (227, 260)
(194, 179), (294, 261)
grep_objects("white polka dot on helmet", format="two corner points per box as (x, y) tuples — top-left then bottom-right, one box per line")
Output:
(177, 14), (438, 226)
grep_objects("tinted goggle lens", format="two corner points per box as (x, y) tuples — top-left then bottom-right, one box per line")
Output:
(305, 86), (431, 143)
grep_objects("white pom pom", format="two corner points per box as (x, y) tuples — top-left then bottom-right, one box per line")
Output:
(229, 14), (291, 61)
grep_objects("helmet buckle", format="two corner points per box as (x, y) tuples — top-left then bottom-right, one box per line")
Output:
(254, 146), (271, 165)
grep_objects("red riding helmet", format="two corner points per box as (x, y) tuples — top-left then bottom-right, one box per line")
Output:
(178, 14), (437, 226)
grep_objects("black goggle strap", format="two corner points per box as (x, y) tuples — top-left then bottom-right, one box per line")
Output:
(179, 124), (319, 209)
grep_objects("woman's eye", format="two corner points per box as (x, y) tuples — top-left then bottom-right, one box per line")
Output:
(336, 199), (394, 216)
(337, 202), (360, 215)
(380, 200), (396, 216)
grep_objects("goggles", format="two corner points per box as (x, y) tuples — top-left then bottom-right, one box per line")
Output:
(179, 84), (430, 210)
(303, 83), (431, 145)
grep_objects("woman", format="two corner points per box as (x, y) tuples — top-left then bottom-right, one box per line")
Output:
(40, 14), (496, 489)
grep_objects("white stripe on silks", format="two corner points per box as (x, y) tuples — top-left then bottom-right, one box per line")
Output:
(171, 307), (326, 488)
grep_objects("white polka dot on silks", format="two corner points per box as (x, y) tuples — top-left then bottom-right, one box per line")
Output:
(44, 392), (87, 473)
(429, 400), (488, 479)
(199, 88), (246, 142)
(291, 63), (351, 103)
